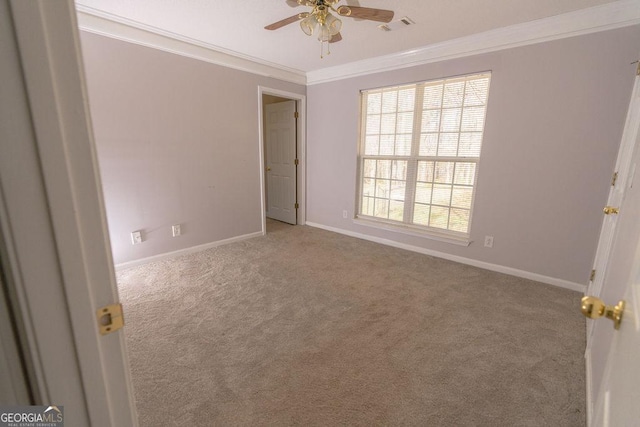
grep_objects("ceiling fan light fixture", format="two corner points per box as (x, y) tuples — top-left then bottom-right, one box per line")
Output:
(265, 0), (395, 59)
(300, 13), (318, 36)
(317, 25), (331, 42)
(300, 3), (342, 52)
(324, 13), (342, 35)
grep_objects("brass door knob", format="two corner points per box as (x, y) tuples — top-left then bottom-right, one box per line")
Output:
(581, 296), (625, 330)
(266, 167), (271, 171)
(603, 206), (619, 215)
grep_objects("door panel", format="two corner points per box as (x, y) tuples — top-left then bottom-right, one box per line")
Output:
(588, 73), (640, 426)
(592, 140), (640, 424)
(265, 101), (297, 224)
(3, 1), (138, 424)
(587, 70), (640, 304)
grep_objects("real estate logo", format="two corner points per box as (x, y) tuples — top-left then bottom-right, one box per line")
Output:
(0, 406), (63, 427)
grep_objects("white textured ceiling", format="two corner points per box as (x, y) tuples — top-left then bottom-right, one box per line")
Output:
(75, 0), (620, 73)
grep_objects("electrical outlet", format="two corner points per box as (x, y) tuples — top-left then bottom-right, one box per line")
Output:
(484, 235), (494, 248)
(172, 224), (181, 237)
(131, 231), (142, 245)
(342, 210), (348, 219)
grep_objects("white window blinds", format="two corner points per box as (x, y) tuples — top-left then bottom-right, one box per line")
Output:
(358, 72), (491, 237)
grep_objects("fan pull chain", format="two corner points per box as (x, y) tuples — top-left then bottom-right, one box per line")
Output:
(320, 39), (331, 59)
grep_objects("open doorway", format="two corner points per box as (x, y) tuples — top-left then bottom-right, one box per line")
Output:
(258, 87), (306, 233)
(264, 97), (296, 225)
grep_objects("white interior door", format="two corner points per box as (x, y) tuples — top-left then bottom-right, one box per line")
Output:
(586, 69), (640, 426)
(590, 126), (640, 426)
(265, 100), (297, 225)
(594, 280), (640, 426)
(587, 71), (640, 301)
(1, 1), (137, 425)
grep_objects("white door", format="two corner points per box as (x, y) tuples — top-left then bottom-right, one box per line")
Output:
(1, 1), (137, 425)
(585, 70), (640, 425)
(586, 70), (640, 301)
(589, 128), (640, 426)
(265, 100), (297, 224)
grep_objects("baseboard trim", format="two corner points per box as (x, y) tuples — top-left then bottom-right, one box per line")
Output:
(305, 221), (586, 293)
(114, 231), (264, 271)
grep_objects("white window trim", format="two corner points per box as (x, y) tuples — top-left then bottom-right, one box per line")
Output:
(353, 216), (472, 246)
(356, 72), (491, 242)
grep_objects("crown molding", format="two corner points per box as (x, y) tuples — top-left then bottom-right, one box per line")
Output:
(76, 5), (307, 86)
(76, 1), (640, 87)
(307, 0), (640, 84)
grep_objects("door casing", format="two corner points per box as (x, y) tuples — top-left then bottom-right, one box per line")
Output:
(258, 87), (306, 231)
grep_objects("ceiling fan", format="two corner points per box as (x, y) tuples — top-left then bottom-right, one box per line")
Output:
(265, 0), (394, 57)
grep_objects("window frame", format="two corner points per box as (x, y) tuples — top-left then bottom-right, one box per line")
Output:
(355, 72), (491, 243)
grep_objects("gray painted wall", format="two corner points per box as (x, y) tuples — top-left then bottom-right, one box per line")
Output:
(306, 26), (640, 285)
(81, 27), (639, 283)
(80, 32), (306, 265)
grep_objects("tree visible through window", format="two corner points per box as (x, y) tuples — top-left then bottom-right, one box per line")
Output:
(357, 72), (491, 237)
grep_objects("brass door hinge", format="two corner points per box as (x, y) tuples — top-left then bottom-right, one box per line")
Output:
(603, 206), (619, 215)
(295, 202), (299, 209)
(590, 269), (596, 282)
(611, 172), (618, 187)
(637, 62), (640, 76)
(294, 159), (299, 166)
(97, 303), (124, 335)
(294, 111), (299, 119)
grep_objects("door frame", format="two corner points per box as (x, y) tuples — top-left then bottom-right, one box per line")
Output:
(258, 87), (307, 232)
(1, 0), (137, 424)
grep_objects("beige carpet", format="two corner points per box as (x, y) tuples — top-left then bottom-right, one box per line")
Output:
(117, 220), (585, 426)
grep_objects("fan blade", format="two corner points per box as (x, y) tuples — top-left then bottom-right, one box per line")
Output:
(285, 0), (300, 7)
(329, 32), (342, 43)
(265, 14), (303, 31)
(345, 6), (394, 23)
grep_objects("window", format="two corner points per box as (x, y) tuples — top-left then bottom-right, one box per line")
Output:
(357, 72), (491, 239)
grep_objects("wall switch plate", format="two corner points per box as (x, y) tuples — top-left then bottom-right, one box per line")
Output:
(172, 224), (181, 237)
(131, 231), (142, 245)
(484, 235), (494, 248)
(343, 210), (348, 219)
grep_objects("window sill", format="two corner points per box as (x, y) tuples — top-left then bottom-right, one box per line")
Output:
(353, 217), (472, 247)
